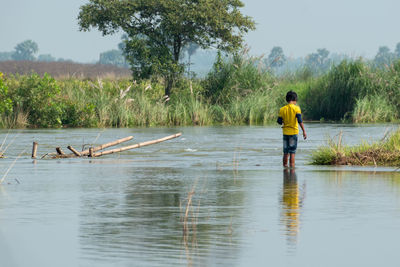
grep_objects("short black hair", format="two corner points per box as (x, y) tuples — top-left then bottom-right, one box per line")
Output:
(286, 91), (298, 102)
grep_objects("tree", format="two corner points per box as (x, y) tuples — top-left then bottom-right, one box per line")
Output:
(395, 43), (400, 59)
(38, 54), (56, 62)
(12, 40), (39, 61)
(57, 58), (73, 62)
(305, 48), (331, 73)
(266, 46), (286, 68)
(99, 49), (128, 68)
(374, 46), (394, 67)
(0, 52), (13, 61)
(78, 0), (255, 96)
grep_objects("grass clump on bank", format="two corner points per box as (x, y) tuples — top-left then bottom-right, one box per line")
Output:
(311, 129), (400, 166)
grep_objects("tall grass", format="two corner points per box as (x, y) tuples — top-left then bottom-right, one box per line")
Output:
(304, 59), (400, 122)
(353, 94), (397, 123)
(304, 60), (372, 121)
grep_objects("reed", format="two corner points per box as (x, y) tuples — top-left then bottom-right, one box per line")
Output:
(181, 182), (198, 242)
(353, 94), (397, 123)
(0, 149), (25, 184)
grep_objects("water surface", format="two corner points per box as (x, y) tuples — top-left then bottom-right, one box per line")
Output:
(0, 124), (399, 267)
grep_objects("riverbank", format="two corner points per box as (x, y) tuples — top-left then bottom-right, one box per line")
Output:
(311, 129), (400, 166)
(0, 56), (400, 128)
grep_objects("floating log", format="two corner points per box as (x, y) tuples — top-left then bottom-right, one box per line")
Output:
(80, 136), (134, 156)
(93, 133), (182, 157)
(56, 147), (65, 155)
(32, 142), (38, 159)
(67, 146), (81, 157)
(53, 154), (77, 159)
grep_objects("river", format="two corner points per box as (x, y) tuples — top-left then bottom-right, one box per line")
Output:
(0, 124), (399, 267)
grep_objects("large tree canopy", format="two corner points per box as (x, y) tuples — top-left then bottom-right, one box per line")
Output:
(78, 0), (255, 96)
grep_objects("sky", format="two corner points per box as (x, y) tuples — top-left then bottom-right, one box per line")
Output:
(0, 0), (399, 62)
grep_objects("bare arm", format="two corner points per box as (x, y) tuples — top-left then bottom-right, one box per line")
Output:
(299, 122), (307, 140)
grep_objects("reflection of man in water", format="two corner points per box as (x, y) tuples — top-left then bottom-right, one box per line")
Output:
(281, 168), (305, 248)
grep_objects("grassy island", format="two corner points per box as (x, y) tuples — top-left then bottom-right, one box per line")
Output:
(311, 129), (400, 166)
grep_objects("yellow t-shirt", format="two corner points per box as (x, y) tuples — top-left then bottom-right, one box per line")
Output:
(279, 104), (302, 135)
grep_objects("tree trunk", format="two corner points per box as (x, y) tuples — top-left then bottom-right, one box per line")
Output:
(165, 76), (173, 97)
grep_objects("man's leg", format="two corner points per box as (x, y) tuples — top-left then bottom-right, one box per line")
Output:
(283, 153), (289, 167)
(289, 153), (295, 168)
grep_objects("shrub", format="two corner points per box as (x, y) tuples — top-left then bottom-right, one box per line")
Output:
(0, 72), (13, 115)
(11, 73), (63, 127)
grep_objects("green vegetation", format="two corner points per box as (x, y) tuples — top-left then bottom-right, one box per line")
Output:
(304, 59), (400, 122)
(78, 0), (255, 96)
(311, 129), (400, 166)
(0, 54), (400, 128)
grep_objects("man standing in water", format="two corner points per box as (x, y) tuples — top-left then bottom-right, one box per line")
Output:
(277, 91), (307, 168)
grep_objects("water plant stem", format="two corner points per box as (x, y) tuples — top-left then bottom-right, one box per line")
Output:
(0, 149), (26, 184)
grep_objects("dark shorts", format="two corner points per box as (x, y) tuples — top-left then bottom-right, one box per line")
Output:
(283, 135), (298, 154)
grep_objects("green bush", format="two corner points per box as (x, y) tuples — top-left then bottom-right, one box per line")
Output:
(0, 73), (13, 115)
(14, 73), (63, 127)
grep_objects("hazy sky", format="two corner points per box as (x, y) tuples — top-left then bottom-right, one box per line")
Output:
(1, 0), (399, 62)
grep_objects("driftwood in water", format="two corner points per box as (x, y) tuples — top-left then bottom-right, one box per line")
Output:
(80, 136), (134, 156)
(47, 133), (180, 159)
(32, 142), (38, 159)
(52, 153), (77, 159)
(89, 147), (94, 157)
(56, 147), (65, 155)
(93, 133), (182, 157)
(50, 136), (134, 159)
(67, 146), (81, 157)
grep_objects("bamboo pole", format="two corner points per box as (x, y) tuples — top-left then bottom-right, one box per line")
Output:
(80, 136), (134, 156)
(32, 142), (38, 159)
(56, 147), (65, 155)
(93, 133), (182, 157)
(67, 146), (81, 157)
(89, 147), (94, 157)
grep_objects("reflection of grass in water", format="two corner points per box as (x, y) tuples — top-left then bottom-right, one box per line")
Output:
(312, 129), (400, 166)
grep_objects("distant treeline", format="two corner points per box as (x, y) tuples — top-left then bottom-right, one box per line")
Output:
(2, 39), (400, 78)
(0, 52), (399, 128)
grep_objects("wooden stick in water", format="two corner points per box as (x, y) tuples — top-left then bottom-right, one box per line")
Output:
(56, 147), (65, 155)
(67, 146), (81, 157)
(89, 147), (94, 157)
(93, 133), (182, 157)
(32, 142), (38, 159)
(80, 136), (134, 156)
